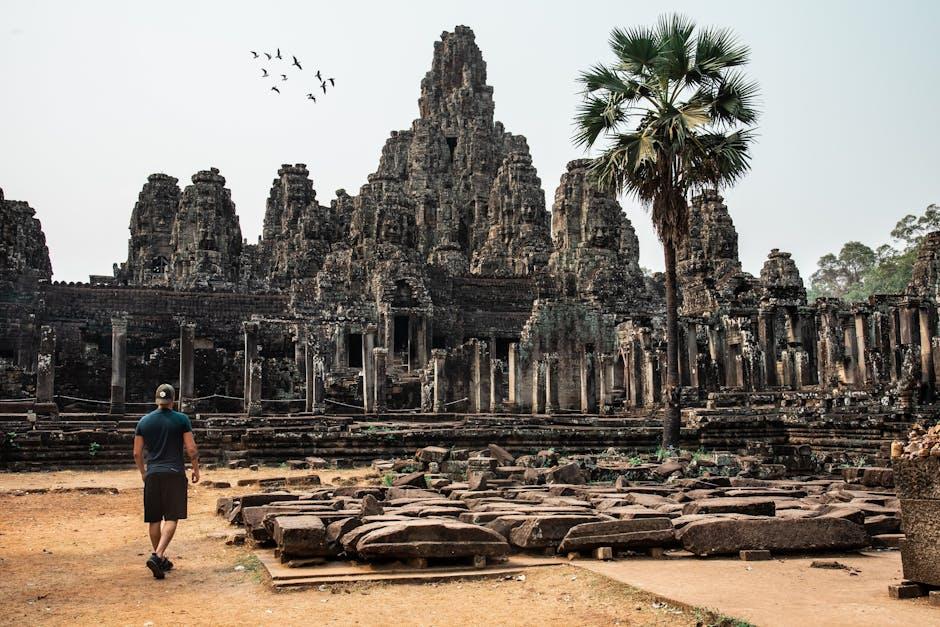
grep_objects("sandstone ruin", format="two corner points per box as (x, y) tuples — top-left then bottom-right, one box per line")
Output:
(1, 26), (940, 478)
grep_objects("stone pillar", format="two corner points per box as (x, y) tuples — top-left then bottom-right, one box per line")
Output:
(36, 325), (56, 414)
(243, 321), (259, 412)
(854, 312), (869, 385)
(597, 354), (610, 415)
(918, 306), (934, 388)
(758, 310), (777, 387)
(334, 324), (347, 369)
(507, 343), (521, 411)
(685, 322), (699, 388)
(416, 316), (429, 369)
(179, 322), (195, 413)
(109, 316), (128, 415)
(17, 316), (36, 370)
(373, 347), (388, 413)
(489, 358), (504, 412)
(382, 310), (393, 354)
(580, 350), (597, 413)
(544, 354), (559, 414)
(531, 361), (545, 415)
(431, 349), (446, 412)
(293, 324), (306, 377)
(304, 337), (324, 414)
(471, 340), (489, 414)
(248, 356), (263, 416)
(362, 325), (376, 413)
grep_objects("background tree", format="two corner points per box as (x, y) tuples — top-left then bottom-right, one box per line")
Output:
(574, 14), (759, 447)
(808, 204), (939, 300)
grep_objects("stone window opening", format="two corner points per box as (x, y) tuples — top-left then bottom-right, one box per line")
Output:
(446, 136), (458, 163)
(393, 315), (410, 359)
(347, 333), (363, 368)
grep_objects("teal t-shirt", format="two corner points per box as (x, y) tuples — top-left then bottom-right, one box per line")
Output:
(135, 408), (192, 476)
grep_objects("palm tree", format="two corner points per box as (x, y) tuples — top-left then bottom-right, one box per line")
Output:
(574, 14), (759, 448)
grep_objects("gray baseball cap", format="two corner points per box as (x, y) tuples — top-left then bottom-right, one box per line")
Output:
(155, 383), (176, 403)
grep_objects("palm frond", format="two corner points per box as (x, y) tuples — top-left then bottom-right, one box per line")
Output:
(573, 93), (628, 148)
(653, 14), (694, 82)
(609, 26), (658, 76)
(709, 71), (760, 125)
(693, 27), (750, 79)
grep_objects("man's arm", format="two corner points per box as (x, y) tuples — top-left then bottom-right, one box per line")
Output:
(183, 431), (200, 483)
(133, 435), (146, 481)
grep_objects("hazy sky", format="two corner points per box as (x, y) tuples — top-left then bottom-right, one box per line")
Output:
(2, 0), (938, 283)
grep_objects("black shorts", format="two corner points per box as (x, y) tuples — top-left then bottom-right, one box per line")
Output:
(144, 472), (188, 522)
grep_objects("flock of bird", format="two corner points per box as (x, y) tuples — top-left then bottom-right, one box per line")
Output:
(250, 48), (335, 102)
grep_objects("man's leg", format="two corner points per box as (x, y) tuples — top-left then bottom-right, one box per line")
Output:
(155, 519), (178, 558)
(149, 522), (162, 551)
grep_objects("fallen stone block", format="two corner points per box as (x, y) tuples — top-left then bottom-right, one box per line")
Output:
(360, 493), (384, 516)
(740, 549), (772, 561)
(509, 515), (608, 549)
(326, 516), (362, 545)
(678, 517), (870, 556)
(392, 471), (428, 488)
(681, 497), (776, 517)
(542, 462), (585, 485)
(864, 514), (901, 536)
(271, 515), (336, 559)
(354, 519), (510, 560)
(416, 446), (450, 464)
(487, 444), (515, 466)
(558, 518), (675, 553)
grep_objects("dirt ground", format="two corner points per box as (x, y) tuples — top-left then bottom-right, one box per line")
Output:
(0, 468), (723, 627)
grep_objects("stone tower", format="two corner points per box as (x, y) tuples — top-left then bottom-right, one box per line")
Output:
(118, 173), (181, 286)
(170, 168), (243, 290)
(0, 187), (52, 285)
(548, 159), (644, 306)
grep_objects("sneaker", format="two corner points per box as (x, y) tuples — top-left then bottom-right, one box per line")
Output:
(161, 556), (174, 571)
(146, 554), (165, 579)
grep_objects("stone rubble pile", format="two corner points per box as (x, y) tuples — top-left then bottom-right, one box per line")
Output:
(217, 446), (901, 566)
(895, 423), (940, 459)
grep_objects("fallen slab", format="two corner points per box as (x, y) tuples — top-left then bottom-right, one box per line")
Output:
(677, 517), (870, 556)
(558, 518), (676, 552)
(354, 519), (510, 560)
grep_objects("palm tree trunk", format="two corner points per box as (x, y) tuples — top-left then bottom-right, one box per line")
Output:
(662, 239), (681, 448)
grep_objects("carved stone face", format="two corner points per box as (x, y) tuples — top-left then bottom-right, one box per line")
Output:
(378, 211), (403, 244)
(587, 224), (616, 249)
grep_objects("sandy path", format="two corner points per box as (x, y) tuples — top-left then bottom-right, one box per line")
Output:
(0, 468), (707, 627)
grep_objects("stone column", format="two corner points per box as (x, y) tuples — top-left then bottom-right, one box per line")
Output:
(334, 325), (347, 369)
(507, 343), (521, 411)
(179, 322), (195, 413)
(243, 321), (259, 412)
(17, 315), (36, 370)
(109, 316), (128, 415)
(685, 322), (699, 388)
(248, 356), (262, 416)
(597, 354), (610, 415)
(918, 305), (934, 388)
(544, 354), (559, 414)
(373, 347), (388, 413)
(416, 316), (429, 369)
(36, 325), (56, 414)
(580, 351), (597, 413)
(382, 310), (394, 353)
(489, 358), (504, 413)
(304, 337), (323, 414)
(431, 349), (446, 413)
(471, 340), (489, 414)
(293, 324), (306, 378)
(854, 312), (869, 385)
(362, 325), (376, 413)
(757, 310), (777, 387)
(531, 361), (545, 415)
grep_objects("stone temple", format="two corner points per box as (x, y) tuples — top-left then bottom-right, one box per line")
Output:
(2, 26), (940, 469)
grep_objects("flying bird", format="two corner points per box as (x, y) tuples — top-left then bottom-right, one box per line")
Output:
(315, 70), (322, 81)
(306, 93), (316, 102)
(281, 74), (288, 81)
(264, 52), (272, 60)
(328, 77), (335, 86)
(276, 48), (282, 60)
(270, 86), (280, 94)
(261, 68), (268, 77)
(320, 82), (327, 94)
(292, 56), (302, 70)
(250, 50), (259, 58)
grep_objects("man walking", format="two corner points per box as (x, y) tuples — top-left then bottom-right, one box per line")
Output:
(133, 383), (200, 579)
